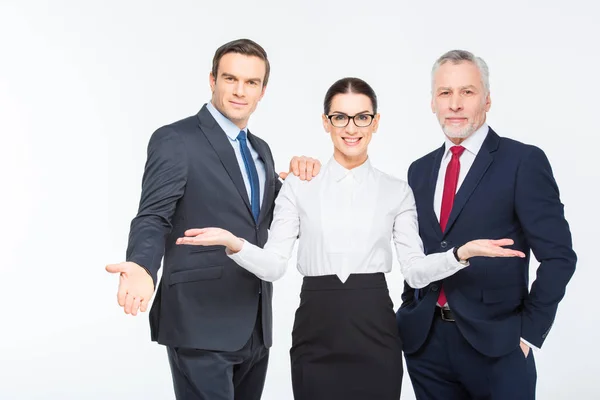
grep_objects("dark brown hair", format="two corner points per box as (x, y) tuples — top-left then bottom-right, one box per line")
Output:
(212, 39), (270, 86)
(323, 77), (378, 114)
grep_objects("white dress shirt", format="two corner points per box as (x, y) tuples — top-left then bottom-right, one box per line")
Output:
(433, 123), (489, 220)
(206, 101), (266, 206)
(228, 157), (466, 286)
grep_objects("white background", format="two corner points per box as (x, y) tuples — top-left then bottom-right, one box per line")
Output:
(1, 0), (597, 398)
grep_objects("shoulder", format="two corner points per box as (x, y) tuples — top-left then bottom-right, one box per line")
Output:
(496, 135), (548, 164)
(408, 146), (442, 175)
(150, 115), (197, 142)
(372, 167), (411, 195)
(283, 172), (324, 189)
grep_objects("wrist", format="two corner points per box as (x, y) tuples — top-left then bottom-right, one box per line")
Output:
(228, 236), (244, 253)
(454, 245), (470, 264)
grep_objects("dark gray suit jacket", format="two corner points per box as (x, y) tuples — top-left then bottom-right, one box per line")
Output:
(126, 105), (281, 351)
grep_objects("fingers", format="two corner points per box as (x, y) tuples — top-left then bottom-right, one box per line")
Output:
(176, 237), (196, 245)
(305, 160), (314, 181)
(485, 247), (526, 258)
(489, 238), (514, 247)
(185, 228), (206, 237)
(117, 276), (128, 307)
(489, 238), (525, 258)
(140, 298), (150, 313)
(312, 160), (322, 177)
(289, 156), (320, 181)
(290, 156), (300, 176)
(124, 292), (135, 315)
(279, 172), (288, 180)
(499, 249), (526, 258)
(106, 262), (125, 274)
(130, 296), (142, 316)
(298, 158), (307, 181)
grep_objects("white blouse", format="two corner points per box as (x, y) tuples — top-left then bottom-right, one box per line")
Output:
(228, 158), (466, 287)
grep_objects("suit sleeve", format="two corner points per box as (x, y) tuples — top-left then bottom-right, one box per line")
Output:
(125, 127), (188, 286)
(516, 146), (576, 348)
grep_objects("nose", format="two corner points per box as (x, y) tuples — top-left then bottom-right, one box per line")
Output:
(449, 93), (463, 112)
(344, 118), (359, 134)
(233, 81), (245, 97)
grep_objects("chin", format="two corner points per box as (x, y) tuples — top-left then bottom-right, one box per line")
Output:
(443, 125), (475, 139)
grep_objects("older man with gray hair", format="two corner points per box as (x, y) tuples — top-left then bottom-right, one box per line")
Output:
(396, 50), (576, 399)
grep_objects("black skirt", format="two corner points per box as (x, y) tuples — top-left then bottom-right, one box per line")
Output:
(290, 273), (403, 400)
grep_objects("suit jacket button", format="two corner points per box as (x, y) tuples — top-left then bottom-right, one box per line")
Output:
(431, 284), (439, 292)
(440, 241), (448, 249)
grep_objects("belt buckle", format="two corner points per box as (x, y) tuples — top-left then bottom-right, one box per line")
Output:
(440, 307), (455, 322)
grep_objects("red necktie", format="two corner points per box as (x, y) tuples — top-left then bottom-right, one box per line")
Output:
(437, 145), (466, 307)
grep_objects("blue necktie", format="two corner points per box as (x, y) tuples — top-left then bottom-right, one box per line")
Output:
(237, 130), (260, 222)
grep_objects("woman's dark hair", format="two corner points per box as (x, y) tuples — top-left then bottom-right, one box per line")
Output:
(323, 77), (378, 114)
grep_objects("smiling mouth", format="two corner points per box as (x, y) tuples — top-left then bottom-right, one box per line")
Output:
(446, 118), (466, 124)
(343, 137), (362, 146)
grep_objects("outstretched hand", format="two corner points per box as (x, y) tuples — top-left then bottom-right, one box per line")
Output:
(176, 228), (244, 253)
(105, 261), (154, 316)
(458, 239), (526, 260)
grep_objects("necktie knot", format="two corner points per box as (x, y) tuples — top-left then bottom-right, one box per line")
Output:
(450, 145), (465, 157)
(237, 130), (247, 142)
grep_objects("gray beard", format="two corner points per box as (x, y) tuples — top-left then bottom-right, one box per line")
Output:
(442, 122), (477, 139)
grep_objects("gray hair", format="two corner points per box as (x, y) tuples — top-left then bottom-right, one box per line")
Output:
(431, 50), (490, 94)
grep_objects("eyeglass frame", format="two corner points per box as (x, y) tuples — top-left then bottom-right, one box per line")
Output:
(325, 113), (376, 128)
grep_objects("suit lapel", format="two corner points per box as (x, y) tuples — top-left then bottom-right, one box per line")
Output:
(427, 145), (445, 238)
(248, 131), (274, 226)
(443, 128), (500, 236)
(197, 106), (252, 215)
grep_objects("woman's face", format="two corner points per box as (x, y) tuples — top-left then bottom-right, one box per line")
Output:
(322, 92), (379, 167)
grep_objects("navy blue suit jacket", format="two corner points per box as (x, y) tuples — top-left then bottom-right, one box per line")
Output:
(126, 105), (281, 351)
(396, 127), (576, 357)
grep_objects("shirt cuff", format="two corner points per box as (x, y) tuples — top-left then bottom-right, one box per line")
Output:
(226, 239), (247, 258)
(520, 337), (540, 351)
(446, 247), (469, 268)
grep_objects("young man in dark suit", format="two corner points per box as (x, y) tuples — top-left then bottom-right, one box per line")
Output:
(106, 39), (319, 400)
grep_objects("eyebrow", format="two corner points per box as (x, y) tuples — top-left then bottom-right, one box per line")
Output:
(437, 85), (478, 92)
(329, 109), (372, 115)
(221, 73), (262, 83)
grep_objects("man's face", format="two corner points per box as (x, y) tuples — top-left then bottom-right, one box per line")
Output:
(431, 61), (491, 141)
(210, 53), (267, 129)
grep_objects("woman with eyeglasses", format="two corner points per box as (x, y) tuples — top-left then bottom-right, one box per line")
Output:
(176, 77), (525, 400)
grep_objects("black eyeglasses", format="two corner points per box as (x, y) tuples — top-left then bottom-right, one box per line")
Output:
(326, 113), (375, 128)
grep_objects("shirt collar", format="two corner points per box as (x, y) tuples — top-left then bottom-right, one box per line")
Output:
(327, 157), (372, 184)
(443, 123), (489, 160)
(206, 101), (247, 140)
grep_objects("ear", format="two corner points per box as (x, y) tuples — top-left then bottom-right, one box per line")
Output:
(258, 84), (267, 101)
(322, 114), (331, 133)
(430, 96), (436, 113)
(372, 113), (381, 132)
(209, 72), (216, 92)
(484, 92), (492, 112)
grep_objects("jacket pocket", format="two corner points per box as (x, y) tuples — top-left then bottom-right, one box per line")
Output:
(188, 245), (224, 254)
(169, 266), (223, 285)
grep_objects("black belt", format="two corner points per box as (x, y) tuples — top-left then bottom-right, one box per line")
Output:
(435, 306), (455, 322)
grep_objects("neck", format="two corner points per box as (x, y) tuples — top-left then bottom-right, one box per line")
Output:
(210, 100), (248, 130)
(448, 136), (467, 145)
(333, 151), (368, 170)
